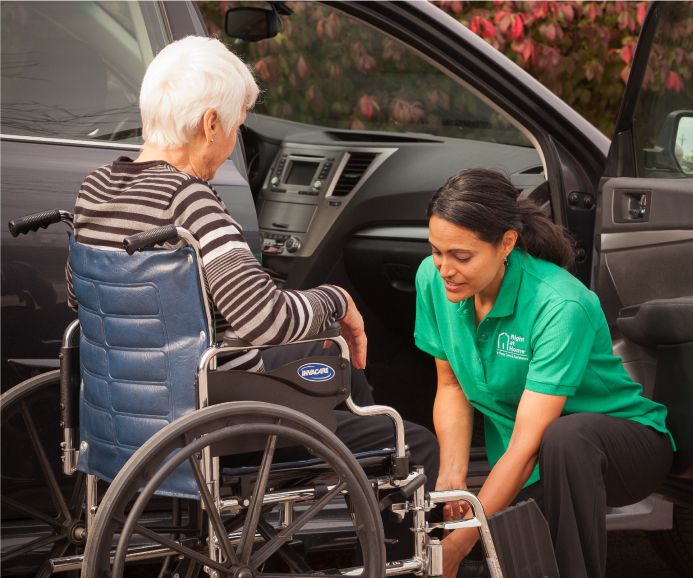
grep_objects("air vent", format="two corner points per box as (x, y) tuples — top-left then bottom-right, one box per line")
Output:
(327, 131), (442, 143)
(332, 152), (376, 196)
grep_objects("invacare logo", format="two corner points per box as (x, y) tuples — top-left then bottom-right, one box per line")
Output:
(496, 332), (528, 360)
(298, 363), (335, 382)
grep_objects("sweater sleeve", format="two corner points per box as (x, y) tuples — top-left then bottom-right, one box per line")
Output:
(171, 181), (347, 345)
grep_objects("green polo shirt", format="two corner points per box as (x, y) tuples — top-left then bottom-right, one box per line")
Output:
(415, 249), (673, 486)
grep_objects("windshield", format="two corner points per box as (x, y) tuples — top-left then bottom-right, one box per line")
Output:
(222, 2), (532, 147)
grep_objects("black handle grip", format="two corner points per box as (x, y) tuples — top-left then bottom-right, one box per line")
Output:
(123, 225), (179, 255)
(379, 473), (427, 511)
(60, 344), (80, 430)
(8, 209), (62, 237)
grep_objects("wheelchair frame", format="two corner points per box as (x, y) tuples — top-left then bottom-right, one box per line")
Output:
(5, 210), (503, 578)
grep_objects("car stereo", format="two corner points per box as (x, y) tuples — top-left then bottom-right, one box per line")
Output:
(267, 153), (335, 196)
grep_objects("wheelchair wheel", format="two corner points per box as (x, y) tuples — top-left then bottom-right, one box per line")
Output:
(82, 401), (386, 577)
(0, 370), (86, 577)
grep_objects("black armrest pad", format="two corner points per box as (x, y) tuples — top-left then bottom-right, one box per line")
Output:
(618, 296), (693, 346)
(222, 323), (341, 348)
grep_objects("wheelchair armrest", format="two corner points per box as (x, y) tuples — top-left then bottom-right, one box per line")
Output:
(315, 323), (341, 339)
(221, 323), (341, 348)
(221, 330), (253, 348)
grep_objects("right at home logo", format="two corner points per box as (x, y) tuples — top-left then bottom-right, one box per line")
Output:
(496, 331), (528, 361)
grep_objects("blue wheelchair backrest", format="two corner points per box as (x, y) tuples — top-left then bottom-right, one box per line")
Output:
(70, 235), (208, 497)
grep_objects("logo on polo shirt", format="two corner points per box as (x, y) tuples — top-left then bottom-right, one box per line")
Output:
(496, 332), (528, 360)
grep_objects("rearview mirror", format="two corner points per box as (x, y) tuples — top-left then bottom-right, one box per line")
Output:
(225, 7), (278, 42)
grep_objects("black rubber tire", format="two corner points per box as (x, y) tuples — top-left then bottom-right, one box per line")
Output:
(0, 370), (85, 577)
(82, 401), (386, 577)
(649, 504), (693, 577)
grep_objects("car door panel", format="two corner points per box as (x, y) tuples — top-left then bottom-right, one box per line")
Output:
(595, 2), (693, 480)
(597, 176), (693, 317)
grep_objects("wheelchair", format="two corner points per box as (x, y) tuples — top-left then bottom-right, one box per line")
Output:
(3, 210), (504, 578)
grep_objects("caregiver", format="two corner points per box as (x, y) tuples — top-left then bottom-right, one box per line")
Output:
(414, 168), (674, 578)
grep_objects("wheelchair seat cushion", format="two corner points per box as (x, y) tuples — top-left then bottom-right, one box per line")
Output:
(70, 237), (209, 498)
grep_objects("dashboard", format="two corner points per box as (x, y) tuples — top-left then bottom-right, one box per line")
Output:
(249, 115), (547, 267)
(259, 143), (396, 257)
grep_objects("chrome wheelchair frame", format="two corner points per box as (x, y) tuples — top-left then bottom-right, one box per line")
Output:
(3, 210), (503, 578)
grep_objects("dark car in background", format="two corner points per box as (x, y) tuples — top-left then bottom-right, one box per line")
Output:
(2, 1), (692, 575)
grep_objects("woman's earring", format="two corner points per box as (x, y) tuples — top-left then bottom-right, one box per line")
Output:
(210, 138), (215, 143)
(503, 257), (509, 266)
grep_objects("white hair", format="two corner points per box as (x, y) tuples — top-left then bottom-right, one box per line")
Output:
(140, 36), (259, 149)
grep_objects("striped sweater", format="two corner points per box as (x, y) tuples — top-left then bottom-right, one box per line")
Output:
(66, 157), (347, 371)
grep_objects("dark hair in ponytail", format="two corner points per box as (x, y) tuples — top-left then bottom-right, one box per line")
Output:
(428, 168), (575, 268)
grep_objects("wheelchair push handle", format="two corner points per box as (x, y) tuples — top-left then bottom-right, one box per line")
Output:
(8, 209), (71, 236)
(123, 225), (179, 255)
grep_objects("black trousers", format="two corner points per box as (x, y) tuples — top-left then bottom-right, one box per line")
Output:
(513, 413), (673, 578)
(261, 342), (440, 566)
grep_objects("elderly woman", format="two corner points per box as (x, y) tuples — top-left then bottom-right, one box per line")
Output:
(66, 35), (438, 568)
(66, 36), (363, 369)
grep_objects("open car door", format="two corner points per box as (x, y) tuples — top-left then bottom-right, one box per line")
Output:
(594, 1), (693, 496)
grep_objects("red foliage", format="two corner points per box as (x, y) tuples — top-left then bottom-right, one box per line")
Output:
(432, 0), (691, 135)
(620, 44), (633, 65)
(666, 71), (684, 93)
(636, 3), (647, 26)
(510, 14), (524, 40)
(358, 95), (379, 119)
(296, 56), (309, 79)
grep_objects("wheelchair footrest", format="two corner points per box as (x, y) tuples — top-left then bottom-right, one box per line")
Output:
(487, 499), (559, 578)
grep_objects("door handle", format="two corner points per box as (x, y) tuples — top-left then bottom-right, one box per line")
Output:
(615, 190), (651, 223)
(385, 263), (416, 293)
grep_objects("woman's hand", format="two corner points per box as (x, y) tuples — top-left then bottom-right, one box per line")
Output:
(441, 528), (478, 578)
(336, 288), (367, 369)
(435, 473), (470, 521)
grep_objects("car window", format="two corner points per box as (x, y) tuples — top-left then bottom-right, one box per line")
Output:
(227, 1), (533, 148)
(1, 1), (169, 144)
(632, 1), (693, 178)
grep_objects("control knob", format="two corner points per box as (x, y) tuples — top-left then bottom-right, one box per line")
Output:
(284, 236), (302, 254)
(270, 176), (279, 185)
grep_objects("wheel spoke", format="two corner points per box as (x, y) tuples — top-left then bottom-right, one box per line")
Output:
(67, 472), (86, 523)
(20, 401), (71, 520)
(237, 432), (278, 563)
(1, 494), (63, 528)
(188, 454), (238, 565)
(256, 519), (312, 573)
(113, 514), (230, 575)
(251, 481), (347, 568)
(0, 532), (64, 563)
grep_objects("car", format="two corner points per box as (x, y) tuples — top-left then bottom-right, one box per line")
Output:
(1, 0), (691, 575)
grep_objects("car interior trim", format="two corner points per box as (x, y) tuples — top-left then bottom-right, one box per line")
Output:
(354, 227), (429, 242)
(601, 231), (693, 252)
(0, 134), (141, 150)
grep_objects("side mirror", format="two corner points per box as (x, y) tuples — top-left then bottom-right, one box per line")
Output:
(645, 110), (693, 175)
(673, 114), (693, 175)
(225, 7), (278, 42)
